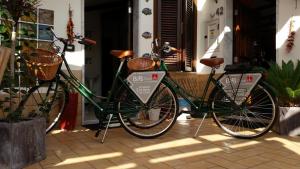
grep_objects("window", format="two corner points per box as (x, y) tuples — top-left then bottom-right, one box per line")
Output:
(155, 0), (196, 71)
(0, 8), (54, 51)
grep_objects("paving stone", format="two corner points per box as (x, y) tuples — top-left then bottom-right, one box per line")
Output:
(24, 118), (300, 169)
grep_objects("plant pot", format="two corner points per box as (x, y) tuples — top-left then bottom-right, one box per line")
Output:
(273, 107), (300, 136)
(0, 118), (46, 169)
(149, 108), (161, 121)
(60, 93), (78, 131)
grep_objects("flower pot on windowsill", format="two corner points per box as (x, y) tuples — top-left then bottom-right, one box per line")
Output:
(0, 118), (46, 169)
(60, 93), (78, 131)
(273, 107), (300, 136)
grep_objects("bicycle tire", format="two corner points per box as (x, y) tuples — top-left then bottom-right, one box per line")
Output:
(17, 80), (69, 133)
(116, 80), (179, 138)
(210, 81), (277, 138)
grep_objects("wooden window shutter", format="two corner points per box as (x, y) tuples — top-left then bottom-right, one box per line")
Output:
(157, 0), (182, 71)
(183, 0), (195, 71)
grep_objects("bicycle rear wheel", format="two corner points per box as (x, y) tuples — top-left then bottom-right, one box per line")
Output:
(117, 81), (178, 138)
(17, 80), (68, 133)
(210, 82), (277, 138)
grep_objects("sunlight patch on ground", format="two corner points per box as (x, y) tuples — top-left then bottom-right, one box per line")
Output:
(134, 138), (201, 153)
(54, 152), (123, 166)
(228, 140), (260, 149)
(50, 129), (90, 135)
(149, 148), (222, 163)
(199, 134), (233, 142)
(50, 130), (64, 134)
(106, 163), (137, 169)
(266, 137), (300, 155)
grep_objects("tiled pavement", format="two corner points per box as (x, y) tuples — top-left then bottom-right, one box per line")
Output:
(25, 117), (300, 169)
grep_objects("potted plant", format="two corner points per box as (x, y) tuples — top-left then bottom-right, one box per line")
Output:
(266, 60), (300, 136)
(0, 1), (46, 169)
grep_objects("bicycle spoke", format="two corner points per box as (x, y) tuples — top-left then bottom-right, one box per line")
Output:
(117, 82), (178, 138)
(212, 84), (276, 138)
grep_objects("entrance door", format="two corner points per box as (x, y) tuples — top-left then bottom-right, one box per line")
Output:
(84, 0), (131, 124)
(233, 0), (276, 67)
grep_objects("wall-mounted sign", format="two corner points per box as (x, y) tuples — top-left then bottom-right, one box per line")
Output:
(206, 19), (220, 52)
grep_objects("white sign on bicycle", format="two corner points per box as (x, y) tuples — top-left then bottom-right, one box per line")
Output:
(219, 73), (262, 105)
(126, 71), (166, 103)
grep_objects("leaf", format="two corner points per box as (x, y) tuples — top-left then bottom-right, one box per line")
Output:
(12, 88), (19, 94)
(4, 107), (10, 112)
(0, 24), (7, 33)
(18, 28), (28, 36)
(15, 45), (23, 51)
(286, 87), (295, 98)
(2, 88), (9, 93)
(20, 90), (28, 94)
(266, 61), (300, 105)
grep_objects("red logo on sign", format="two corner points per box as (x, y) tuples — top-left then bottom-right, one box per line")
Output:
(152, 74), (158, 80)
(246, 75), (253, 83)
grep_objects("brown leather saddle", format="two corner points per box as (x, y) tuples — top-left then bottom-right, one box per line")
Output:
(200, 57), (224, 68)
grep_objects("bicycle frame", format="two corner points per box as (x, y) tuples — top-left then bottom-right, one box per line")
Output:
(55, 45), (141, 116)
(159, 60), (222, 114)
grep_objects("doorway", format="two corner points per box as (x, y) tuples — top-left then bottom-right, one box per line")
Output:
(233, 0), (276, 67)
(84, 0), (131, 124)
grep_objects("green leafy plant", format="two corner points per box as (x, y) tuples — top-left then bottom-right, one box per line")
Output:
(266, 60), (300, 106)
(0, 0), (40, 122)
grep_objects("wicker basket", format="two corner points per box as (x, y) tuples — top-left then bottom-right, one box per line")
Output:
(25, 49), (63, 81)
(127, 57), (155, 71)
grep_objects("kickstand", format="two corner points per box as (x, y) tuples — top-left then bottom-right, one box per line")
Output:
(100, 113), (113, 143)
(193, 113), (207, 138)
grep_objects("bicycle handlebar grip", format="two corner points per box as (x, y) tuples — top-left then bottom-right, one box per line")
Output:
(79, 38), (97, 45)
(170, 47), (180, 53)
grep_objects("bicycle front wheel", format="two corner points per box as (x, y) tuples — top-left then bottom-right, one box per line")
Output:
(210, 82), (277, 138)
(117, 81), (178, 138)
(17, 80), (68, 133)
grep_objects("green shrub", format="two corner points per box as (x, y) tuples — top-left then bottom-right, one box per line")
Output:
(266, 60), (300, 106)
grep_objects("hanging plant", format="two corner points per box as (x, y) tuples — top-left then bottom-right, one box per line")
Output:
(286, 17), (296, 53)
(67, 4), (74, 44)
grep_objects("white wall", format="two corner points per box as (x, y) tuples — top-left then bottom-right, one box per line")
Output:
(40, 0), (84, 70)
(196, 0), (233, 74)
(277, 0), (300, 64)
(133, 0), (154, 57)
(134, 0), (234, 74)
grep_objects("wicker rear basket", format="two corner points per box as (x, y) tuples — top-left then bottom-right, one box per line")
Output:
(25, 49), (63, 81)
(127, 57), (155, 71)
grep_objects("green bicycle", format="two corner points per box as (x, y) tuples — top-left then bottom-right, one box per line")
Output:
(16, 30), (277, 142)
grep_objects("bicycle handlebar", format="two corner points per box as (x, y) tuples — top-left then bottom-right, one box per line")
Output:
(152, 38), (180, 58)
(78, 38), (97, 46)
(48, 27), (96, 46)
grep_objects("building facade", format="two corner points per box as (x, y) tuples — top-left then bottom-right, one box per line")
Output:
(36, 0), (299, 125)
